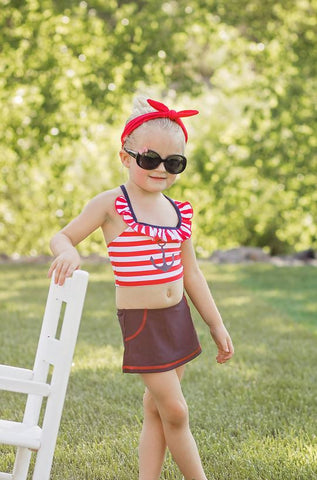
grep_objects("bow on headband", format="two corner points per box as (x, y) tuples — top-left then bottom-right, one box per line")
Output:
(121, 98), (199, 145)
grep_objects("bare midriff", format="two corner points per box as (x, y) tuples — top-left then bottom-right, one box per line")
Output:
(115, 278), (184, 309)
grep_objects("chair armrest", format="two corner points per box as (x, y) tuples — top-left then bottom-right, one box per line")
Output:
(0, 472), (14, 479)
(0, 376), (51, 396)
(0, 365), (33, 380)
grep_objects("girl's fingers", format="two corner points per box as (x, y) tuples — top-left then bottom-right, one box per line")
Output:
(48, 251), (80, 285)
(57, 263), (73, 285)
(47, 265), (54, 278)
(216, 338), (234, 363)
(47, 258), (58, 278)
(65, 264), (76, 277)
(49, 261), (72, 285)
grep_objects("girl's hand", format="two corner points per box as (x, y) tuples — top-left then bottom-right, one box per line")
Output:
(48, 248), (81, 286)
(209, 324), (234, 364)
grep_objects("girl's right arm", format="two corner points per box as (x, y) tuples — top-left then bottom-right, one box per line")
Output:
(48, 191), (113, 285)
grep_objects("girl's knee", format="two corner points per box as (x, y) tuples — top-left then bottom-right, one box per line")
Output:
(162, 398), (189, 428)
(143, 390), (188, 428)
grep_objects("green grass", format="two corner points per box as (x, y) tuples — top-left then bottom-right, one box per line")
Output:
(0, 262), (316, 479)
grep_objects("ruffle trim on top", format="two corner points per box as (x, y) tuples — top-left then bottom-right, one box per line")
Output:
(115, 195), (193, 243)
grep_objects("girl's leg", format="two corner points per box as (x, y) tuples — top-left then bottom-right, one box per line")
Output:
(138, 366), (186, 480)
(140, 368), (207, 480)
(138, 387), (166, 480)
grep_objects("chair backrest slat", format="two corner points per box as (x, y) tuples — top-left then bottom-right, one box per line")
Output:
(24, 271), (89, 428)
(0, 270), (89, 480)
(42, 337), (61, 365)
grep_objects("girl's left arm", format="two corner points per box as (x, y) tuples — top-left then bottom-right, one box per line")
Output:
(181, 239), (234, 364)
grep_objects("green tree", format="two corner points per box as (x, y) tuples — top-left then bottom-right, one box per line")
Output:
(1, 0), (316, 256)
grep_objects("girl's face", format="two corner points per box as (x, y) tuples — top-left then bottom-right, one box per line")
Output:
(121, 126), (185, 193)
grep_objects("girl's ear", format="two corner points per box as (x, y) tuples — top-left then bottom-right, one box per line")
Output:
(119, 149), (131, 169)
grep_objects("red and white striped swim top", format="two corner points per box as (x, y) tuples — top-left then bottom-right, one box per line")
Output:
(107, 185), (193, 287)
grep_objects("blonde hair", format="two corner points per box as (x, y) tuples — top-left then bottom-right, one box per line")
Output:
(123, 96), (186, 150)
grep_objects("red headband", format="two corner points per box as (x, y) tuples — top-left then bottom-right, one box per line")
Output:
(121, 98), (199, 145)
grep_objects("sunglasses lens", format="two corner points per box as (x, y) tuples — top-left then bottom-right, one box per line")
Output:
(165, 156), (187, 174)
(136, 151), (187, 174)
(137, 152), (161, 170)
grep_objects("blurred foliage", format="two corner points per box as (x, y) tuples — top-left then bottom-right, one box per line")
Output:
(1, 0), (316, 257)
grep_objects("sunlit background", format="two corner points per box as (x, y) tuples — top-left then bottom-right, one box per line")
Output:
(1, 0), (316, 257)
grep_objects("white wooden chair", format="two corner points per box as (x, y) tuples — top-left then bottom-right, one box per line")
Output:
(0, 269), (89, 480)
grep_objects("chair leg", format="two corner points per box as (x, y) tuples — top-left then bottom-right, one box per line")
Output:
(12, 448), (32, 480)
(31, 443), (55, 480)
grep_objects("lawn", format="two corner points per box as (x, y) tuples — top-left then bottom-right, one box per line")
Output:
(0, 262), (316, 480)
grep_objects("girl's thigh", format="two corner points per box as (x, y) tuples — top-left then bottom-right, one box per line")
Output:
(140, 367), (187, 416)
(176, 364), (186, 381)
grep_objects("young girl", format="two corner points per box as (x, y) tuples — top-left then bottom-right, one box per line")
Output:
(48, 96), (234, 480)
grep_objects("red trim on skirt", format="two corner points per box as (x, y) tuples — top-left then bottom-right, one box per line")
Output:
(123, 346), (202, 373)
(124, 309), (148, 342)
(117, 296), (202, 374)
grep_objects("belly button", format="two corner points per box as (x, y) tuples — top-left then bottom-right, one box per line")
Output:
(167, 288), (171, 298)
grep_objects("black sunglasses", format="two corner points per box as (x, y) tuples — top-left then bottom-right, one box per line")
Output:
(124, 148), (187, 174)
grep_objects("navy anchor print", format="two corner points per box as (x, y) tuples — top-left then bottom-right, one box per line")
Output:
(150, 242), (175, 272)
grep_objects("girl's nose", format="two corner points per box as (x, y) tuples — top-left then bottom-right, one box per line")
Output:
(155, 161), (167, 172)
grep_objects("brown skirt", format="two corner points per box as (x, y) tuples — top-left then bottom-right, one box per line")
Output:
(117, 296), (202, 374)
